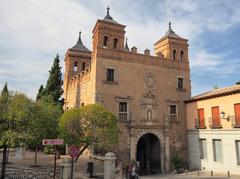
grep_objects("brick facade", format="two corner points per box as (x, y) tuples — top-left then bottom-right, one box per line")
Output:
(63, 9), (191, 173)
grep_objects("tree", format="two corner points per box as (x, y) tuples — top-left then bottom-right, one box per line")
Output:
(0, 89), (35, 179)
(36, 84), (44, 100)
(44, 54), (63, 105)
(59, 104), (119, 161)
(0, 83), (9, 179)
(28, 96), (62, 165)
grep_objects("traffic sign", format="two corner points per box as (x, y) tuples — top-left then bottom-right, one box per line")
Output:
(42, 139), (64, 145)
(70, 146), (79, 158)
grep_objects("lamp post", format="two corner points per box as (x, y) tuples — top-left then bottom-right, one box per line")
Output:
(220, 111), (229, 121)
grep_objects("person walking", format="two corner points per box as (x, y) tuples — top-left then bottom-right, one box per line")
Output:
(131, 164), (139, 179)
(126, 162), (132, 179)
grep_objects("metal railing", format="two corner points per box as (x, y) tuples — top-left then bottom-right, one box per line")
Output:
(0, 166), (63, 179)
(195, 118), (206, 129)
(230, 115), (240, 128)
(208, 117), (222, 128)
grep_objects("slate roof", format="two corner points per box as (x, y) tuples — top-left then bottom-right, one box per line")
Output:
(162, 22), (183, 40)
(125, 38), (130, 51)
(103, 6), (119, 24)
(70, 32), (91, 52)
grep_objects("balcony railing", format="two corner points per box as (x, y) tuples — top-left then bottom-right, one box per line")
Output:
(208, 117), (222, 129)
(169, 114), (177, 122)
(230, 115), (240, 128)
(119, 113), (128, 121)
(195, 118), (206, 129)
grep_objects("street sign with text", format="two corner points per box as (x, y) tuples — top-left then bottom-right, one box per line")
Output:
(42, 139), (64, 145)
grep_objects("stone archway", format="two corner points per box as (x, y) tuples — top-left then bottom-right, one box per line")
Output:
(136, 133), (161, 175)
(130, 129), (169, 173)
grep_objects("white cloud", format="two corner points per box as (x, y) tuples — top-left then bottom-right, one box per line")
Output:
(0, 0), (240, 98)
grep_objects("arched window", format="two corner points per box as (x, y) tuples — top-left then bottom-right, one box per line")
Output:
(74, 61), (78, 72)
(103, 36), (108, 47)
(113, 38), (118, 49)
(173, 50), (176, 60)
(180, 51), (184, 61)
(82, 62), (86, 71)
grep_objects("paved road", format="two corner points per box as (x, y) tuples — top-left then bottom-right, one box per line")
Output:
(2, 151), (240, 179)
(139, 172), (240, 179)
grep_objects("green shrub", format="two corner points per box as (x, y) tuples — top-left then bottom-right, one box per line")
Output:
(171, 151), (183, 169)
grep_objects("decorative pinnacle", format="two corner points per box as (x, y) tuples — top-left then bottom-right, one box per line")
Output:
(107, 5), (110, 16)
(168, 21), (175, 33)
(104, 5), (113, 20)
(125, 37), (130, 51)
(77, 31), (83, 44)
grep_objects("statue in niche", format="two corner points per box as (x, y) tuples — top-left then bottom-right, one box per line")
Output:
(147, 109), (152, 120)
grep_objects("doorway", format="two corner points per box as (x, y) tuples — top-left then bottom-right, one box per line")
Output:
(136, 133), (161, 175)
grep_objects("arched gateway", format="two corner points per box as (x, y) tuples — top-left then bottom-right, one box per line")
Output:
(136, 133), (161, 175)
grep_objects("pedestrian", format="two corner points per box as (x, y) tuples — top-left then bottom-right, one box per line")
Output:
(126, 162), (132, 179)
(131, 164), (139, 179)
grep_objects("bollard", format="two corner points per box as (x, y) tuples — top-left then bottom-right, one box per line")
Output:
(104, 152), (117, 179)
(227, 171), (230, 177)
(60, 157), (72, 179)
(211, 170), (213, 176)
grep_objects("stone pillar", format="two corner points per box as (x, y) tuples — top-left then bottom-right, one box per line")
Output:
(104, 152), (116, 179)
(164, 113), (170, 172)
(60, 157), (72, 179)
(15, 148), (23, 159)
(130, 136), (135, 160)
(65, 144), (69, 155)
(165, 133), (170, 172)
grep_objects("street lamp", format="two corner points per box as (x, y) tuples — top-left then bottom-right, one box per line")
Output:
(220, 111), (229, 121)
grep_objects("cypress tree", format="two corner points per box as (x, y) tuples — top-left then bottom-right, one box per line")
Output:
(1, 83), (9, 97)
(44, 54), (63, 105)
(36, 85), (44, 101)
(0, 83), (9, 179)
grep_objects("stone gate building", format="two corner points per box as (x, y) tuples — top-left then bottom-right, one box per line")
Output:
(63, 7), (191, 173)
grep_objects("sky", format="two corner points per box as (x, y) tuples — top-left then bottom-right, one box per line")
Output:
(0, 0), (240, 99)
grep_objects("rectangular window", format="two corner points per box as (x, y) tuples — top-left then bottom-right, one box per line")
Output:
(213, 139), (222, 162)
(236, 140), (240, 165)
(211, 106), (221, 127)
(169, 104), (177, 121)
(106, 68), (114, 82)
(119, 102), (128, 121)
(74, 61), (78, 72)
(234, 103), (240, 127)
(177, 78), (183, 89)
(197, 108), (205, 128)
(199, 139), (207, 159)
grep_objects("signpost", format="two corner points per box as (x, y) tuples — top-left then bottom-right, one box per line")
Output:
(69, 146), (79, 179)
(42, 139), (64, 145)
(42, 139), (64, 179)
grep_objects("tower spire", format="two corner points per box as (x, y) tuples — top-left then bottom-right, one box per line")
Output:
(168, 21), (174, 33)
(125, 37), (130, 51)
(104, 5), (113, 20)
(77, 31), (83, 45)
(70, 31), (90, 52)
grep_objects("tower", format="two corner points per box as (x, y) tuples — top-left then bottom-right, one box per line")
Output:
(92, 7), (126, 53)
(154, 22), (189, 62)
(63, 32), (91, 109)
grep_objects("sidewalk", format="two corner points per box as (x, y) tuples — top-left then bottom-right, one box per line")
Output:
(140, 171), (240, 179)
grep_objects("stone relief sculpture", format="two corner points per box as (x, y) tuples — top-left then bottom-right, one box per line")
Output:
(141, 72), (158, 122)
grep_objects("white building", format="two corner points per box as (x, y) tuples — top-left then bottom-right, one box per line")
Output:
(186, 84), (240, 174)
